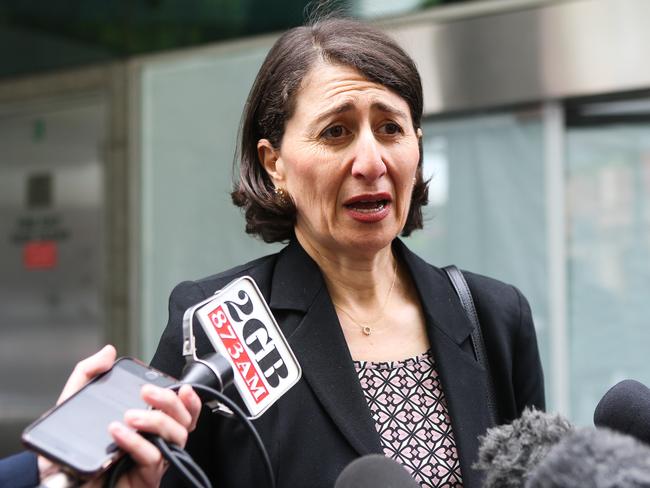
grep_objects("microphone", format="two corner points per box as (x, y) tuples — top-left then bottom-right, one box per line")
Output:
(164, 276), (304, 487)
(474, 407), (573, 487)
(334, 455), (419, 488)
(593, 379), (650, 445)
(180, 276), (302, 418)
(525, 427), (650, 487)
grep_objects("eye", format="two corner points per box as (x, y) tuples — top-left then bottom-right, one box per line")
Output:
(378, 122), (403, 136)
(321, 125), (350, 140)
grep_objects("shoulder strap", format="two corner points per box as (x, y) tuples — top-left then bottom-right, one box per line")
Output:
(442, 265), (499, 426)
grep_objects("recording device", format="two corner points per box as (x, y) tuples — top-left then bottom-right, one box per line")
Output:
(593, 379), (650, 445)
(22, 358), (176, 478)
(334, 454), (419, 488)
(22, 276), (299, 486)
(474, 407), (574, 487)
(526, 427), (650, 488)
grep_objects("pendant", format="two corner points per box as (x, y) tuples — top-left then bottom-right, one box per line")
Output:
(362, 326), (372, 336)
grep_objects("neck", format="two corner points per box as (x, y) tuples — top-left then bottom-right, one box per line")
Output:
(295, 228), (398, 310)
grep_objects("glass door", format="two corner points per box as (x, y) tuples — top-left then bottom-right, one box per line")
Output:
(410, 108), (552, 406)
(0, 97), (106, 456)
(565, 96), (650, 424)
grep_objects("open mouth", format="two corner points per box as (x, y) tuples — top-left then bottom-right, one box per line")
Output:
(344, 199), (389, 213)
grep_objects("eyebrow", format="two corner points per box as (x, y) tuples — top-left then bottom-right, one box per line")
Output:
(373, 102), (409, 121)
(308, 100), (409, 132)
(309, 102), (355, 131)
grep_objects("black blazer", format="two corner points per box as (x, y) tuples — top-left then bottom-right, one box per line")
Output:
(151, 239), (545, 488)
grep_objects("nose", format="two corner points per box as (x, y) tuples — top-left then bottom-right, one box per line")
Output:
(350, 130), (387, 182)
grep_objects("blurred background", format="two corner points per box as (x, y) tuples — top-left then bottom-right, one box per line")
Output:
(1, 0), (649, 456)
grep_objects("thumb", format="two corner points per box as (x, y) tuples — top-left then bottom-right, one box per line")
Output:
(57, 345), (117, 404)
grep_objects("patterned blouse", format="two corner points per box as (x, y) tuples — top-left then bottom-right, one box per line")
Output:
(354, 349), (463, 487)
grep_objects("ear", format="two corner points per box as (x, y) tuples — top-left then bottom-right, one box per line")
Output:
(257, 139), (285, 185)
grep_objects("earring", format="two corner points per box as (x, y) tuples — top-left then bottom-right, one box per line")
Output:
(416, 128), (423, 139)
(274, 187), (291, 208)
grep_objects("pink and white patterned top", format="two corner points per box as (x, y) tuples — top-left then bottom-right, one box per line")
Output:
(354, 349), (463, 488)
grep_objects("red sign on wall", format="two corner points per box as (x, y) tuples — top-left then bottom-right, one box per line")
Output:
(23, 240), (57, 270)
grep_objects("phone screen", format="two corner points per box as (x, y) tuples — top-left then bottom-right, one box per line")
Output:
(23, 358), (176, 476)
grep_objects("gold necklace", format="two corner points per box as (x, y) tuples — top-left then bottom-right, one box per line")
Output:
(333, 258), (398, 336)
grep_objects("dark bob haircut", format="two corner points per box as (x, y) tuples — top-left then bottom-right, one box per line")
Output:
(231, 17), (429, 243)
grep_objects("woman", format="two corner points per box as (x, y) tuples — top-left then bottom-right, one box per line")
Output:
(151, 17), (544, 488)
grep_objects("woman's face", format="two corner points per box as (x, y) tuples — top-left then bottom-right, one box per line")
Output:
(259, 62), (420, 258)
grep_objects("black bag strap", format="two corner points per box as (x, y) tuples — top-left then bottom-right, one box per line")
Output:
(442, 265), (499, 426)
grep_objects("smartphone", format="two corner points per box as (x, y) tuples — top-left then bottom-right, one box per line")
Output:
(22, 357), (177, 478)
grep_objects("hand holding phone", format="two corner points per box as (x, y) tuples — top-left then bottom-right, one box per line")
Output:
(34, 344), (118, 481)
(23, 346), (202, 485)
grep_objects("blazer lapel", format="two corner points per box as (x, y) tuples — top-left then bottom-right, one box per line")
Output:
(269, 240), (383, 456)
(396, 240), (492, 487)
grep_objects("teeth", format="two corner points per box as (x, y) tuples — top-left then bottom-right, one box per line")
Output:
(349, 201), (386, 213)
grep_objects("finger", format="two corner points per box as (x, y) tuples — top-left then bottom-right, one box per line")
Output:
(107, 422), (162, 467)
(123, 409), (188, 447)
(141, 384), (193, 429)
(178, 385), (202, 431)
(80, 477), (103, 488)
(37, 455), (59, 480)
(58, 345), (117, 404)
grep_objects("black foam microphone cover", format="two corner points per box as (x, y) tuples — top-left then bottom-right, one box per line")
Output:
(526, 427), (650, 488)
(334, 454), (419, 488)
(475, 407), (573, 487)
(594, 379), (650, 445)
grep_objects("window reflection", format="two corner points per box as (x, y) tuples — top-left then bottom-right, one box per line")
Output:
(566, 113), (650, 424)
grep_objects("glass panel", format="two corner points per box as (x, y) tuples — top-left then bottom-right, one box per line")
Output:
(139, 46), (283, 361)
(407, 110), (552, 407)
(0, 99), (105, 456)
(566, 122), (650, 425)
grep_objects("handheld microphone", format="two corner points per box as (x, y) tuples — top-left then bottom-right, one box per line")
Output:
(593, 379), (650, 445)
(526, 427), (650, 488)
(172, 276), (302, 488)
(180, 276), (302, 418)
(474, 407), (573, 487)
(334, 455), (419, 488)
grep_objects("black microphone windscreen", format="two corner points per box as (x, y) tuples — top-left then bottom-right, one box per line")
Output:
(526, 427), (650, 488)
(334, 455), (419, 488)
(475, 407), (573, 488)
(594, 379), (650, 445)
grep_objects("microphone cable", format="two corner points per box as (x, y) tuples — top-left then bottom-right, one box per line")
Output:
(105, 383), (276, 488)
